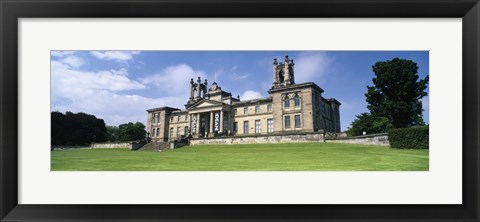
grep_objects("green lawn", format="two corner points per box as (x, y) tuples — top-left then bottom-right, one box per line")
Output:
(51, 143), (429, 171)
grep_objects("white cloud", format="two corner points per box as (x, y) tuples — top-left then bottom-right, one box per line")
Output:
(59, 55), (85, 68)
(240, 90), (263, 100)
(140, 64), (208, 96)
(231, 66), (238, 71)
(90, 51), (141, 62)
(51, 61), (144, 93)
(51, 51), (76, 58)
(229, 73), (249, 80)
(294, 52), (333, 83)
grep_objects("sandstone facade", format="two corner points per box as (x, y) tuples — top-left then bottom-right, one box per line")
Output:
(147, 56), (341, 142)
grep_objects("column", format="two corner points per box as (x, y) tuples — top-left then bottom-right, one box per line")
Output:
(219, 110), (224, 134)
(210, 112), (214, 135)
(196, 113), (200, 137)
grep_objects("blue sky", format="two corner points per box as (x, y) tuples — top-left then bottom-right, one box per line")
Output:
(51, 51), (429, 131)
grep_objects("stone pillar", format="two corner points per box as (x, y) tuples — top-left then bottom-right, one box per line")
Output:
(284, 56), (291, 85)
(189, 78), (194, 99)
(219, 110), (224, 134)
(273, 58), (278, 86)
(195, 77), (201, 99)
(209, 112), (214, 135)
(196, 113), (200, 137)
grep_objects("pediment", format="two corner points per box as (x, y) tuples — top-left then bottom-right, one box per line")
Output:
(187, 99), (224, 110)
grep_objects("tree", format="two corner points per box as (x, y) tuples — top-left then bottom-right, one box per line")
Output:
(366, 58), (429, 128)
(116, 122), (146, 141)
(347, 113), (394, 136)
(106, 126), (119, 142)
(51, 111), (107, 146)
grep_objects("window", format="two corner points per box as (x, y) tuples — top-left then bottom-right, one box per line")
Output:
(267, 104), (272, 112)
(156, 114), (160, 123)
(233, 122), (238, 134)
(234, 109), (237, 116)
(243, 121), (249, 134)
(255, 105), (260, 113)
(177, 127), (181, 138)
(169, 128), (173, 138)
(284, 97), (290, 108)
(255, 120), (261, 133)
(152, 128), (155, 137)
(284, 116), (291, 129)
(295, 115), (301, 128)
(294, 95), (301, 107)
(267, 119), (273, 133)
(244, 107), (248, 115)
(185, 126), (189, 136)
(156, 128), (160, 137)
(177, 115), (180, 121)
(152, 114), (156, 123)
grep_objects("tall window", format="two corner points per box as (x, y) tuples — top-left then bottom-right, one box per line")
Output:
(255, 120), (261, 133)
(267, 119), (273, 133)
(177, 115), (180, 121)
(244, 107), (248, 115)
(185, 126), (189, 136)
(284, 97), (290, 108)
(152, 114), (156, 123)
(284, 116), (291, 129)
(294, 95), (301, 107)
(152, 128), (155, 137)
(177, 127), (181, 138)
(267, 104), (272, 112)
(234, 122), (238, 134)
(255, 105), (260, 113)
(156, 128), (160, 137)
(243, 121), (249, 134)
(156, 114), (160, 123)
(170, 128), (173, 138)
(295, 115), (301, 128)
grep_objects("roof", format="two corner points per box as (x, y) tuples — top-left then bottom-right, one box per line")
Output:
(233, 97), (273, 106)
(146, 106), (179, 112)
(268, 82), (324, 94)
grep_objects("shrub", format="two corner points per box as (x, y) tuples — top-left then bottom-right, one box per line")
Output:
(388, 126), (429, 149)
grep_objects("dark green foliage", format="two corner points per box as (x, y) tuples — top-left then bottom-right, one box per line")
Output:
(113, 122), (146, 141)
(347, 112), (394, 136)
(106, 126), (119, 142)
(388, 126), (429, 149)
(51, 111), (107, 146)
(366, 58), (429, 128)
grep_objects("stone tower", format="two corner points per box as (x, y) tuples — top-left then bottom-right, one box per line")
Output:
(187, 76), (208, 106)
(272, 55), (295, 88)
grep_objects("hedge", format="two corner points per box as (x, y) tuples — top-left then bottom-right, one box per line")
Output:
(388, 126), (429, 149)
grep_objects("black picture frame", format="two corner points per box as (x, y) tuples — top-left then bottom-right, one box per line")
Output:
(1, 0), (479, 221)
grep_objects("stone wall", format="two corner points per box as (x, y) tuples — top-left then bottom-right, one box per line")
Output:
(325, 133), (389, 146)
(91, 142), (144, 150)
(190, 132), (324, 145)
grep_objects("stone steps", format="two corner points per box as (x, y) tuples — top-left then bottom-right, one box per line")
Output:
(136, 142), (171, 151)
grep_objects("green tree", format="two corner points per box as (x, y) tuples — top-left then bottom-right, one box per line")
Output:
(106, 126), (119, 142)
(116, 122), (146, 141)
(347, 112), (394, 136)
(366, 58), (429, 128)
(51, 111), (107, 146)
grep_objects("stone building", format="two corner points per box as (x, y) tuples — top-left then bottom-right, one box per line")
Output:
(147, 56), (341, 142)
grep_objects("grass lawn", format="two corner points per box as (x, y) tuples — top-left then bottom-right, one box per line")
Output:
(51, 142), (428, 171)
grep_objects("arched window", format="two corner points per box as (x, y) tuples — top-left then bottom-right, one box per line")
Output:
(294, 95), (301, 107)
(284, 97), (290, 108)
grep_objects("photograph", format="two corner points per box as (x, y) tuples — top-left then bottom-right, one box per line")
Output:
(50, 50), (429, 171)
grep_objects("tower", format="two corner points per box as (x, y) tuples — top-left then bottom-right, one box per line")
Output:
(272, 55), (295, 89)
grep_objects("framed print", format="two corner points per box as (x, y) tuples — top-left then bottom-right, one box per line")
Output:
(1, 0), (479, 221)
